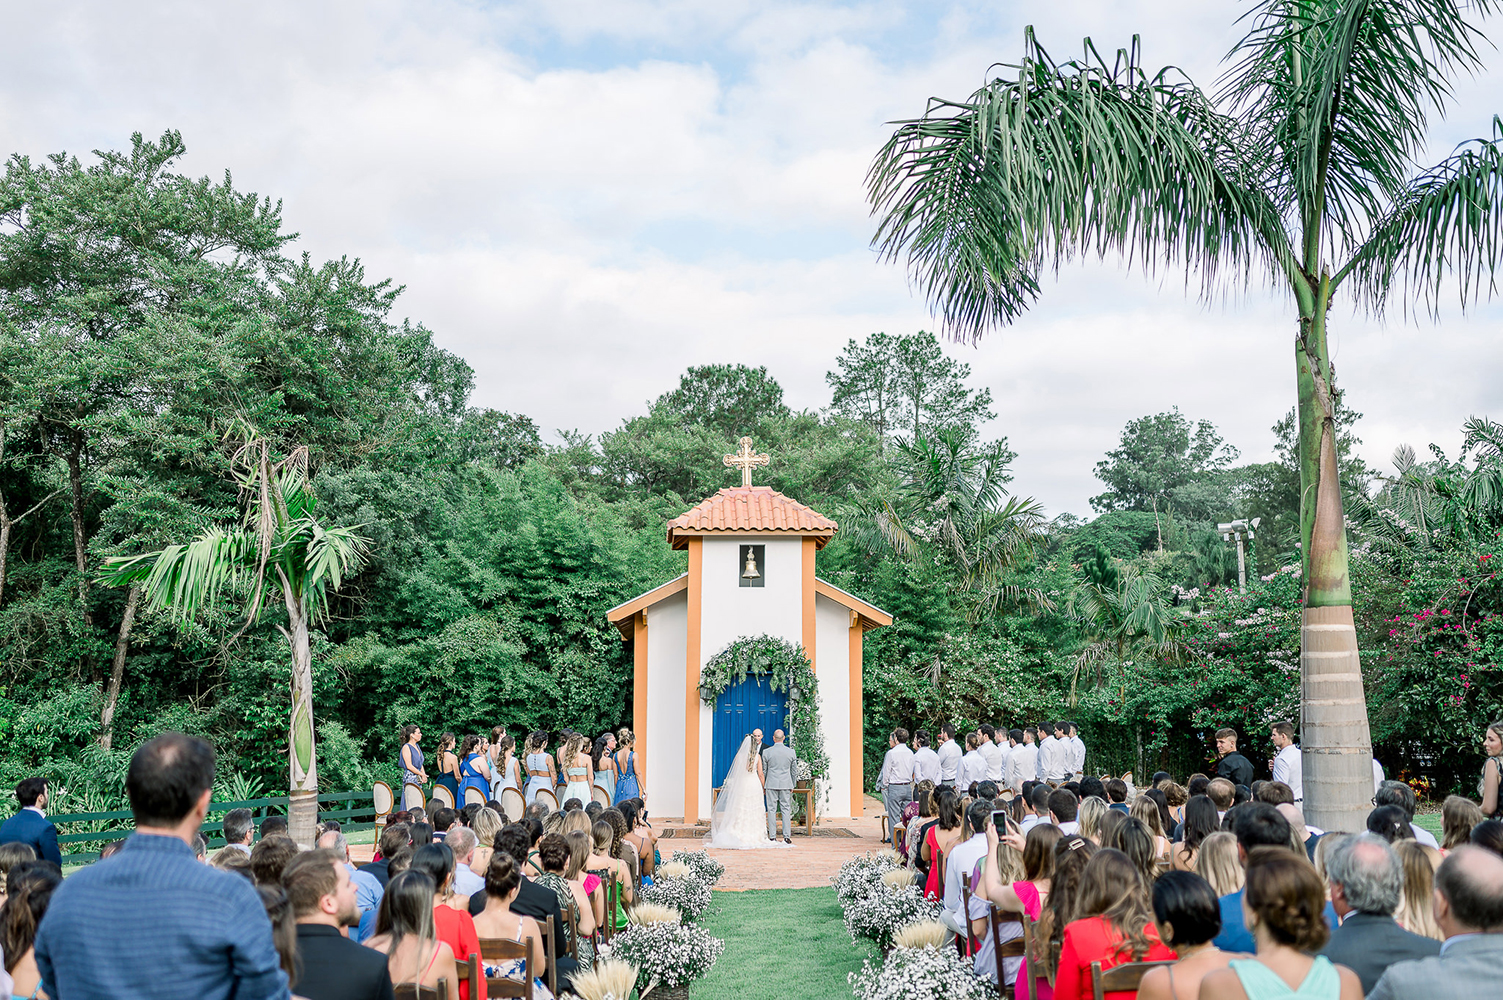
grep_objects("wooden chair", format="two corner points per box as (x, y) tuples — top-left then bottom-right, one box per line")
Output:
(500, 787), (525, 822)
(431, 784), (456, 810)
(1021, 910), (1047, 1000)
(591, 784), (611, 807)
(600, 877), (620, 943)
(893, 822), (906, 856)
(373, 781), (395, 831)
(960, 872), (974, 957)
(1090, 959), (1175, 1000)
(451, 954), (480, 999)
(393, 980), (449, 1000)
(564, 900), (580, 960)
(531, 915), (559, 998)
(478, 937), (534, 999)
(534, 787), (558, 812)
(464, 786), (487, 808)
(403, 782), (426, 811)
(989, 904), (1025, 999)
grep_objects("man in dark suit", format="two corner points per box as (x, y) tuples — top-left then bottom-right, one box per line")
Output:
(285, 849), (394, 1000)
(472, 825), (579, 987)
(357, 823), (411, 888)
(0, 777), (62, 865)
(1214, 728), (1255, 788)
(1320, 832), (1440, 993)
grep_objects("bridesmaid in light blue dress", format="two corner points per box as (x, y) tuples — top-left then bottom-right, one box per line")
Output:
(492, 735), (520, 800)
(592, 734), (617, 803)
(561, 733), (594, 805)
(523, 732), (556, 804)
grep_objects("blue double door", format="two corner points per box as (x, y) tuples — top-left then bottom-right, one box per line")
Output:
(712, 675), (787, 787)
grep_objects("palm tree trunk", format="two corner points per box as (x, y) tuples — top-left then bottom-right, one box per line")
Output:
(1295, 297), (1374, 833)
(99, 584), (142, 749)
(281, 575), (319, 848)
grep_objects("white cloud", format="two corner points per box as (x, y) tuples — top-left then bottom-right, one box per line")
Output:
(3, 0), (1500, 517)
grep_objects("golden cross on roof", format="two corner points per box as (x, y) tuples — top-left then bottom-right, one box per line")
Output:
(723, 436), (770, 487)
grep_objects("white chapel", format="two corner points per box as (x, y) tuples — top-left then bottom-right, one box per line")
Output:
(606, 439), (891, 825)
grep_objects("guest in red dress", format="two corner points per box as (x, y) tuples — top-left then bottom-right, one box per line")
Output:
(1053, 848), (1176, 1000)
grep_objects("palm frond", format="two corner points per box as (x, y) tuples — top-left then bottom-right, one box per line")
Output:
(869, 29), (1287, 341)
(1335, 118), (1503, 312)
(98, 528), (264, 621)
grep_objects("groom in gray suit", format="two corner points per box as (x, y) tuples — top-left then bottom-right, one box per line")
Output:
(762, 730), (797, 844)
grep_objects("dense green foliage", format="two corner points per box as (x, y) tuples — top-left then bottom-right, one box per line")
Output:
(1, 133), (1498, 813)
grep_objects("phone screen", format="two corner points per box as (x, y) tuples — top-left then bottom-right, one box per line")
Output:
(991, 809), (1009, 831)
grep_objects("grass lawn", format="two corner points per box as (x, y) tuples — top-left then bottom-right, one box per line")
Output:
(690, 888), (871, 1000)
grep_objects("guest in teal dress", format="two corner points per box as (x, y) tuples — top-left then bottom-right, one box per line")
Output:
(1197, 847), (1362, 1000)
(458, 735), (492, 805)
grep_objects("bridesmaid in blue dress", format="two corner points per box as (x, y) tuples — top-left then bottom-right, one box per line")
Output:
(434, 733), (461, 803)
(458, 734), (492, 804)
(613, 728), (642, 805)
(398, 724), (428, 807)
(491, 735), (520, 800)
(523, 731), (556, 804)
(592, 734), (617, 803)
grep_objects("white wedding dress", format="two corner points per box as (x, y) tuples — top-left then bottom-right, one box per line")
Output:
(705, 736), (791, 850)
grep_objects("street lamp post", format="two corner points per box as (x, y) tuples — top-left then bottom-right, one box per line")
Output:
(1217, 517), (1261, 592)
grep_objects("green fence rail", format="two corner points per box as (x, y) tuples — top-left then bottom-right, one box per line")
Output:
(44, 790), (375, 866)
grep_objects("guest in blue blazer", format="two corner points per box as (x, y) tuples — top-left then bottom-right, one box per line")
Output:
(0, 778), (62, 866)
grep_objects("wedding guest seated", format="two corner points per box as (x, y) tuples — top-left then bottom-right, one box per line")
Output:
(1196, 832), (1245, 897)
(470, 808), (503, 877)
(524, 803), (550, 825)
(2, 860), (62, 1000)
(1441, 795), (1484, 854)
(261, 814), (289, 839)
(361, 824), (413, 888)
(1374, 779), (1440, 848)
(1025, 784), (1052, 835)
(283, 848), (394, 1000)
(562, 798), (584, 812)
(1096, 808), (1125, 849)
(1129, 796), (1170, 863)
(0, 843), (35, 904)
(1200, 848), (1363, 1000)
(1136, 870), (1232, 1000)
(585, 801), (603, 820)
(1366, 845), (1503, 999)
(1052, 848), (1175, 1000)
(941, 801), (993, 940)
(1104, 779), (1130, 814)
(1048, 788), (1080, 834)
(534, 833), (597, 968)
(1211, 804), (1334, 953)
(1206, 779), (1235, 819)
(1367, 805), (1416, 844)
(257, 884), (298, 987)
(410, 844), (483, 1000)
(252, 835), (300, 886)
(1161, 782), (1187, 838)
(471, 855), (553, 999)
(214, 844), (255, 879)
(1079, 776), (1107, 802)
(408, 823), (435, 850)
(904, 783), (936, 872)
(363, 871), (456, 996)
(920, 786), (964, 900)
(460, 804), (481, 828)
(600, 809), (638, 886)
(979, 822), (1062, 993)
(1320, 833), (1439, 993)
(1186, 775), (1210, 799)
(1108, 817), (1160, 885)
(1394, 840), (1445, 941)
(471, 825), (579, 987)
(447, 827), (484, 897)
(1256, 781), (1294, 807)
(1471, 817), (1503, 857)
(588, 819), (634, 918)
(1033, 835), (1099, 1000)
(224, 808), (256, 854)
(1077, 797), (1108, 845)
(432, 808), (458, 839)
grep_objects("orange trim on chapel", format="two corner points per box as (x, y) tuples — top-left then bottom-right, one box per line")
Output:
(849, 620), (864, 818)
(684, 538), (703, 824)
(802, 537), (817, 673)
(633, 611), (648, 796)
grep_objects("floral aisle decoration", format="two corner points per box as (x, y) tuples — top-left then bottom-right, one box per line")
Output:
(698, 634), (830, 779)
(600, 919), (725, 995)
(849, 944), (996, 1000)
(567, 959), (639, 1000)
(841, 881), (941, 951)
(669, 849), (725, 886)
(640, 864), (713, 922)
(832, 850), (905, 906)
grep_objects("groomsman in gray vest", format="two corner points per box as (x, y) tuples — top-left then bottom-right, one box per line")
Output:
(763, 730), (798, 844)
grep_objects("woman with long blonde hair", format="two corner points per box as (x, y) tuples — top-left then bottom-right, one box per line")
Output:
(1195, 832), (1245, 897)
(561, 734), (593, 806)
(1394, 840), (1444, 940)
(612, 728), (642, 804)
(1077, 796), (1108, 845)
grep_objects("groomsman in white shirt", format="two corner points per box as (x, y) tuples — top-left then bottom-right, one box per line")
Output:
(1066, 722), (1086, 781)
(879, 728), (916, 843)
(1039, 722), (1072, 782)
(935, 724), (963, 789)
(977, 725), (1005, 784)
(1008, 728), (1037, 792)
(911, 731), (942, 786)
(959, 732), (989, 790)
(1269, 720), (1302, 803)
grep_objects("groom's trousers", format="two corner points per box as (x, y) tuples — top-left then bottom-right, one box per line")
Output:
(882, 783), (912, 843)
(766, 788), (793, 839)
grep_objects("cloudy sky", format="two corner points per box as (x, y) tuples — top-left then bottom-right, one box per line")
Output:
(5, 1), (1501, 515)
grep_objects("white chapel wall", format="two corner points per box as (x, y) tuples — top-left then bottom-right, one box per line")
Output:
(645, 589), (688, 820)
(697, 537), (804, 811)
(815, 594), (853, 818)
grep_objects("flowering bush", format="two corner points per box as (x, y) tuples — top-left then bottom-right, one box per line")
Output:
(640, 871), (713, 922)
(842, 882), (941, 951)
(832, 851), (904, 905)
(600, 919), (724, 990)
(850, 944), (996, 1000)
(669, 849), (725, 886)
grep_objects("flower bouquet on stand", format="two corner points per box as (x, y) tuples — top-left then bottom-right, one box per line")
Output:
(601, 904), (725, 1000)
(668, 849), (725, 886)
(849, 942), (996, 1000)
(841, 881), (941, 953)
(640, 861), (713, 922)
(832, 850), (905, 907)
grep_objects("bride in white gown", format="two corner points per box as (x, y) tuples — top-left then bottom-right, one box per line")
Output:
(706, 734), (791, 850)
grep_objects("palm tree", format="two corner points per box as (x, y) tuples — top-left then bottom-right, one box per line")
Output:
(99, 435), (368, 845)
(867, 1), (1503, 830)
(848, 429), (1051, 615)
(1069, 561), (1187, 702)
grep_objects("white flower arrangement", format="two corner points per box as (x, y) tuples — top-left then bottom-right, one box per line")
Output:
(841, 882), (941, 951)
(850, 944), (996, 1000)
(599, 919), (725, 990)
(669, 849), (725, 886)
(832, 851), (904, 905)
(640, 870), (713, 922)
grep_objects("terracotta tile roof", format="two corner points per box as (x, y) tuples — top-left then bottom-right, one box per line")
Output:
(666, 486), (838, 548)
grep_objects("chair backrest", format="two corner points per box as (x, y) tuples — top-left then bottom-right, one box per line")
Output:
(464, 786), (487, 808)
(392, 979), (448, 1000)
(591, 784), (611, 807)
(1090, 959), (1175, 1000)
(452, 953), (479, 993)
(478, 937), (532, 1000)
(373, 781), (395, 818)
(961, 871), (974, 957)
(403, 782), (426, 811)
(602, 876), (619, 942)
(533, 913), (558, 998)
(535, 787), (558, 811)
(564, 900), (580, 959)
(500, 787), (525, 822)
(1021, 909), (1041, 997)
(431, 784), (456, 810)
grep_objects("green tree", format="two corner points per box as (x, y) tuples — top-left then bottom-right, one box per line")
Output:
(656, 364), (789, 439)
(100, 436), (368, 845)
(867, 2), (1503, 829)
(1090, 409), (1240, 528)
(828, 331), (995, 448)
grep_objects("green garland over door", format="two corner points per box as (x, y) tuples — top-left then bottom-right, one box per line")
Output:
(698, 634), (829, 779)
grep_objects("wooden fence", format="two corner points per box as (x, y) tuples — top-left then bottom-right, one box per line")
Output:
(48, 790), (375, 866)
